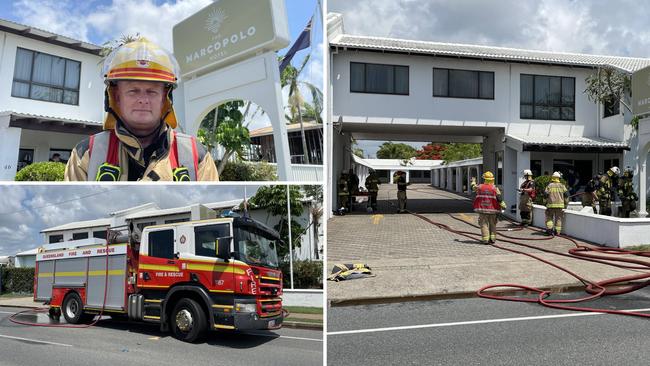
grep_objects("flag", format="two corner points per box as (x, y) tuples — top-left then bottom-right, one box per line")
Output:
(279, 18), (312, 73)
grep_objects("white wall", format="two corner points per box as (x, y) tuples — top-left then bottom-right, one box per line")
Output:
(19, 129), (92, 163)
(332, 51), (601, 138)
(282, 289), (323, 307)
(15, 255), (35, 268)
(0, 32), (104, 122)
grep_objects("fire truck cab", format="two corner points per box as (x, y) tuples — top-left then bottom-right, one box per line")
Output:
(35, 216), (284, 342)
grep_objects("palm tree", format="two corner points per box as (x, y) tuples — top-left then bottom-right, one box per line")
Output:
(281, 54), (323, 164)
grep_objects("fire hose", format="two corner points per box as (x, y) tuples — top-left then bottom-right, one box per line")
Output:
(8, 240), (112, 328)
(407, 210), (650, 318)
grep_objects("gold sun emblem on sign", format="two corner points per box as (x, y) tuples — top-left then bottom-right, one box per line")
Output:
(205, 8), (227, 34)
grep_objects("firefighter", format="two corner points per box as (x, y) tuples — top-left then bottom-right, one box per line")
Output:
(597, 166), (620, 216)
(348, 168), (360, 209)
(617, 167), (638, 218)
(518, 169), (536, 226)
(65, 38), (218, 181)
(544, 171), (569, 236)
(337, 170), (350, 214)
(582, 174), (600, 214)
(396, 171), (410, 213)
(471, 171), (506, 244)
(365, 169), (381, 212)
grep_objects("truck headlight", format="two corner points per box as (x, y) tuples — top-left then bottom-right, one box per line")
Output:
(235, 303), (257, 313)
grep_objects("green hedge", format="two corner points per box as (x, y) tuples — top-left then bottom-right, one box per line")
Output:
(220, 161), (277, 181)
(0, 267), (34, 294)
(15, 162), (65, 181)
(280, 260), (323, 289)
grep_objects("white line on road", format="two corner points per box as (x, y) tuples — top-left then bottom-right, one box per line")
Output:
(0, 334), (72, 347)
(244, 332), (323, 342)
(328, 307), (650, 336)
(0, 311), (16, 314)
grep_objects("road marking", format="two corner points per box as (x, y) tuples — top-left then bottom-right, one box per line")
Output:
(0, 334), (72, 347)
(0, 311), (17, 315)
(372, 214), (383, 225)
(328, 307), (650, 336)
(244, 332), (323, 342)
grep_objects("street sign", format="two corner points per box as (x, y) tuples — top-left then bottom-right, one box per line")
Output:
(173, 0), (290, 78)
(632, 65), (650, 116)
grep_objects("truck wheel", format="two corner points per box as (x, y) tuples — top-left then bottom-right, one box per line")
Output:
(62, 292), (86, 324)
(170, 298), (207, 343)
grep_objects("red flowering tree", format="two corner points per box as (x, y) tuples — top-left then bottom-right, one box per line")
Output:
(415, 143), (445, 160)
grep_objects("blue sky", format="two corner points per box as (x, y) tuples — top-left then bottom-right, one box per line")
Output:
(0, 185), (264, 256)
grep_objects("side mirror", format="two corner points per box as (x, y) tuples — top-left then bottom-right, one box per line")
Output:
(216, 236), (232, 261)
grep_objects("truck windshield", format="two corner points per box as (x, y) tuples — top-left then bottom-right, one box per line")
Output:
(234, 226), (279, 268)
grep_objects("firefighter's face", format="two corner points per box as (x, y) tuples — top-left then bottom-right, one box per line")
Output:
(113, 80), (166, 135)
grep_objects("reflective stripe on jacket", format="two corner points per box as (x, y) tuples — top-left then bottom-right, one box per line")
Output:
(473, 184), (500, 213)
(545, 182), (567, 208)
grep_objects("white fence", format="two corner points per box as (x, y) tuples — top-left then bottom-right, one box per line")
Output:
(531, 204), (650, 248)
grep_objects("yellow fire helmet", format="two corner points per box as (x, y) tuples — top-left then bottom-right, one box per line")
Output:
(102, 37), (181, 130)
(482, 171), (494, 182)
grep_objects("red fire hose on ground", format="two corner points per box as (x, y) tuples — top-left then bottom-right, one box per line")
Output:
(408, 210), (650, 318)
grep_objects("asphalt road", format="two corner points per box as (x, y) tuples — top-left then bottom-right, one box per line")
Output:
(328, 288), (650, 365)
(0, 307), (322, 366)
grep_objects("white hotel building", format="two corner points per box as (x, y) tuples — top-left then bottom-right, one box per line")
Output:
(0, 18), (105, 180)
(327, 13), (650, 218)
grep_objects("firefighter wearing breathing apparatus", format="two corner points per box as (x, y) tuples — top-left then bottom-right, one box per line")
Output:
(365, 169), (381, 212)
(597, 166), (620, 216)
(518, 169), (535, 226)
(65, 38), (219, 181)
(544, 171), (569, 236)
(617, 167), (637, 218)
(471, 171), (506, 244)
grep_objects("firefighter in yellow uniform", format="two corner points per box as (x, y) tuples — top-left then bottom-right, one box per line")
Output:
(544, 171), (569, 236)
(471, 171), (506, 244)
(365, 169), (381, 212)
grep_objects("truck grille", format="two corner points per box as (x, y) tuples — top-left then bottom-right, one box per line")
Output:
(258, 298), (282, 318)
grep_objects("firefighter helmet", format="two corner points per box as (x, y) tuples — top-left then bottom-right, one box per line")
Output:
(624, 167), (633, 178)
(102, 37), (181, 130)
(552, 171), (562, 178)
(523, 169), (533, 177)
(608, 166), (620, 176)
(482, 171), (494, 181)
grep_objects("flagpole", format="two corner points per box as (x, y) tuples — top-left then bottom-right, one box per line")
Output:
(286, 184), (294, 289)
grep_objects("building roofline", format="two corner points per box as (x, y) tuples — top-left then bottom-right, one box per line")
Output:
(0, 18), (103, 56)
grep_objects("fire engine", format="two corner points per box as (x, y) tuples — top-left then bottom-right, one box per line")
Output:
(34, 216), (284, 342)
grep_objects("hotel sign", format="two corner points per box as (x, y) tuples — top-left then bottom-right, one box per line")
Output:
(173, 0), (290, 77)
(632, 65), (650, 116)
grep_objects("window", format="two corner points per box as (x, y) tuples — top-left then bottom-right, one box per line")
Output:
(93, 230), (107, 239)
(72, 232), (88, 240)
(531, 160), (542, 178)
(49, 234), (63, 243)
(194, 224), (230, 258)
(148, 229), (174, 259)
(433, 68), (494, 99)
(136, 221), (156, 232)
(17, 149), (34, 171)
(604, 96), (620, 118)
(604, 159), (619, 172)
(350, 62), (409, 95)
(520, 74), (575, 120)
(12, 48), (81, 105)
(49, 149), (71, 164)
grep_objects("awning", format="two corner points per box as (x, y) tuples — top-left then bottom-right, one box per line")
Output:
(507, 134), (629, 153)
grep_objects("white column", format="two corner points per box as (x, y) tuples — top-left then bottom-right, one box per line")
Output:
(0, 114), (21, 181)
(638, 145), (648, 218)
(466, 167), (471, 194)
(456, 167), (462, 193)
(406, 170), (410, 183)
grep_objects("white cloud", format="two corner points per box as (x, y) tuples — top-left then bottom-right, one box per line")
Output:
(329, 0), (650, 58)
